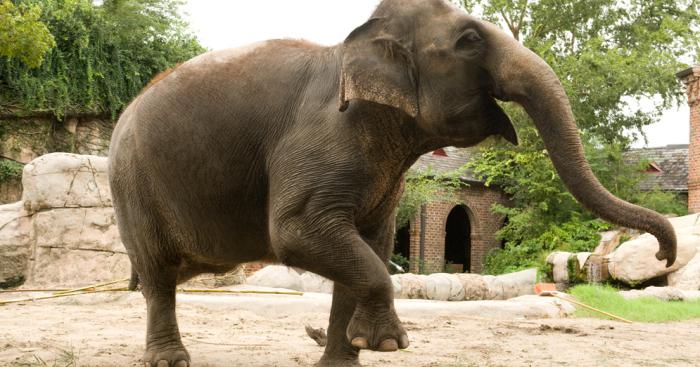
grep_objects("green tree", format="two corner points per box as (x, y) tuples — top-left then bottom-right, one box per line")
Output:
(0, 0), (205, 117)
(455, 0), (697, 274)
(396, 169), (464, 228)
(0, 0), (55, 68)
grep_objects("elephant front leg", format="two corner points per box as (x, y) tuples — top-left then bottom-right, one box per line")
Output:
(272, 219), (409, 357)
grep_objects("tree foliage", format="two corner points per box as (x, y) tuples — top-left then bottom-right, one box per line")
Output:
(472, 139), (687, 274)
(459, 0), (699, 142)
(0, 0), (205, 117)
(0, 0), (55, 68)
(454, 0), (697, 274)
(396, 169), (465, 229)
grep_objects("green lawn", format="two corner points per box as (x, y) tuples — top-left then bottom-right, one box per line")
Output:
(569, 284), (700, 322)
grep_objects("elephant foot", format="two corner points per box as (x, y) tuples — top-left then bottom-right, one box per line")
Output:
(315, 356), (363, 367)
(143, 344), (190, 367)
(345, 305), (409, 352)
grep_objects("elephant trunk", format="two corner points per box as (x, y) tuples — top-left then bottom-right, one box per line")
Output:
(481, 22), (677, 266)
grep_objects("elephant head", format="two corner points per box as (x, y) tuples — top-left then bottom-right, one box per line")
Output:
(339, 0), (677, 266)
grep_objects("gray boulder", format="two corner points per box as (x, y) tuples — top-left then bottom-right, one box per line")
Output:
(454, 273), (489, 300)
(26, 207), (130, 286)
(483, 268), (538, 300)
(619, 286), (686, 301)
(668, 251), (700, 290)
(607, 232), (697, 286)
(246, 265), (304, 290)
(22, 153), (111, 213)
(246, 265), (332, 293)
(546, 251), (572, 283)
(394, 273), (427, 299)
(0, 202), (31, 286)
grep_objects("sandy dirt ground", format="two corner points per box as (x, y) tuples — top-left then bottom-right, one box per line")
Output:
(1, 291), (699, 367)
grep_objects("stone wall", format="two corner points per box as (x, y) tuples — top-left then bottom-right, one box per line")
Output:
(408, 183), (508, 274)
(0, 115), (113, 204)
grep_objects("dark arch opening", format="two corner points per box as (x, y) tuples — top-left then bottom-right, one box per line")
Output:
(394, 224), (411, 269)
(444, 205), (471, 273)
(500, 217), (509, 249)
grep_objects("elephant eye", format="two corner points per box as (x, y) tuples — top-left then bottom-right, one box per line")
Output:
(456, 29), (482, 49)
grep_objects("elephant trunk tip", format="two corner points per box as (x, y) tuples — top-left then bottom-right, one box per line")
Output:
(655, 247), (677, 268)
(652, 221), (677, 268)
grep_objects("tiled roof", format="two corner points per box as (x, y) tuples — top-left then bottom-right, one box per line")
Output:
(623, 145), (688, 192)
(409, 146), (480, 181)
(412, 144), (690, 192)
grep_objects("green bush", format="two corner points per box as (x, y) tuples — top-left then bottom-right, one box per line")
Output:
(0, 158), (23, 183)
(471, 140), (687, 275)
(0, 0), (205, 117)
(389, 253), (410, 274)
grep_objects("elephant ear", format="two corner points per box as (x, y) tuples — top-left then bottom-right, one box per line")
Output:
(339, 18), (419, 118)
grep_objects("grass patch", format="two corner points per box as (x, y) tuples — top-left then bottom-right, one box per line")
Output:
(569, 284), (700, 322)
(11, 347), (77, 367)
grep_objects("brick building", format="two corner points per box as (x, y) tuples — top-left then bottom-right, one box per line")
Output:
(678, 66), (700, 212)
(394, 147), (509, 274)
(623, 144), (689, 202)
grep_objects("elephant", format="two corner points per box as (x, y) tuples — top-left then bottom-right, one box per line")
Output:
(108, 0), (677, 366)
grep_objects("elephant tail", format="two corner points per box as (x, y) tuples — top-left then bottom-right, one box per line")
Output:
(128, 267), (140, 291)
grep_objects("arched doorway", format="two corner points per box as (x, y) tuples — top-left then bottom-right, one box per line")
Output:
(393, 224), (411, 272)
(444, 205), (471, 272)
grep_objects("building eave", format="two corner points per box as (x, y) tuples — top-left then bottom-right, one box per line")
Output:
(676, 66), (700, 79)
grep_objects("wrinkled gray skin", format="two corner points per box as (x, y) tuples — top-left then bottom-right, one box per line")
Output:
(109, 0), (677, 366)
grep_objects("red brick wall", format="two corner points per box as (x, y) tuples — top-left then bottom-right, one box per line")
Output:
(680, 67), (700, 213)
(408, 184), (508, 273)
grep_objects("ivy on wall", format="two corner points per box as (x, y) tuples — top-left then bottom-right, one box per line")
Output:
(0, 0), (205, 118)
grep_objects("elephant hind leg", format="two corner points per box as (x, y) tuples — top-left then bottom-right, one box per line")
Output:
(113, 205), (190, 365)
(140, 264), (190, 367)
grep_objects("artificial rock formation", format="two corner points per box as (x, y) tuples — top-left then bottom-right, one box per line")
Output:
(543, 214), (700, 289)
(668, 254), (700, 290)
(0, 202), (31, 287)
(546, 251), (573, 284)
(0, 153), (243, 288)
(665, 214), (700, 289)
(607, 224), (699, 286)
(0, 153), (129, 287)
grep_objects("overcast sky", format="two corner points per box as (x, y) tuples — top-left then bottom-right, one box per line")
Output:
(181, 0), (691, 148)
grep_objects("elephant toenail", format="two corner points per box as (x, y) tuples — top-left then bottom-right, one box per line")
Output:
(156, 360), (169, 367)
(399, 334), (410, 349)
(378, 338), (398, 352)
(351, 337), (369, 349)
(144, 363), (152, 367)
(174, 361), (189, 367)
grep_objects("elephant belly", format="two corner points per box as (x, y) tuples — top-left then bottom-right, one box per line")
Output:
(153, 172), (274, 265)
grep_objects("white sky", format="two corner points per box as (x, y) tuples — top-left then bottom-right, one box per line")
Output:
(181, 0), (692, 149)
